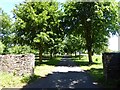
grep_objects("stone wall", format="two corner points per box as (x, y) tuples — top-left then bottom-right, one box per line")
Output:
(102, 52), (120, 80)
(0, 54), (35, 76)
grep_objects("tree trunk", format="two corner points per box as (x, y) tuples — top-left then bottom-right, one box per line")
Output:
(75, 51), (76, 57)
(88, 48), (93, 64)
(50, 50), (53, 58)
(39, 46), (42, 63)
(79, 51), (81, 60)
(83, 17), (93, 65)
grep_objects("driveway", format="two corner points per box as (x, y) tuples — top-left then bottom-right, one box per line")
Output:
(22, 56), (101, 89)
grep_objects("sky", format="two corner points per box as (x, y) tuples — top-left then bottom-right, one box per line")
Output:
(0, 0), (119, 51)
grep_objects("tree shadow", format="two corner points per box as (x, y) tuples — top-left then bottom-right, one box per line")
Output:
(21, 71), (101, 89)
(75, 61), (89, 66)
(35, 55), (50, 61)
(71, 55), (101, 66)
(71, 55), (84, 60)
(21, 75), (40, 84)
(87, 68), (120, 88)
(71, 60), (99, 66)
(85, 68), (104, 82)
(84, 68), (120, 88)
(19, 55), (103, 89)
(55, 56), (78, 67)
(35, 56), (63, 66)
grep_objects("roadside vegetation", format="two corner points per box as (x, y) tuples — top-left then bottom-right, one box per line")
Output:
(72, 55), (120, 88)
(0, 56), (62, 88)
(0, 0), (119, 89)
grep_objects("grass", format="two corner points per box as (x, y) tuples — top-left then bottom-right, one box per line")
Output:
(35, 57), (61, 77)
(0, 72), (26, 88)
(72, 55), (120, 88)
(0, 56), (62, 89)
(72, 55), (104, 85)
(72, 55), (103, 70)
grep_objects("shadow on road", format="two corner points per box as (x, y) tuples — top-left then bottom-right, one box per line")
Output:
(19, 56), (102, 89)
(21, 71), (100, 89)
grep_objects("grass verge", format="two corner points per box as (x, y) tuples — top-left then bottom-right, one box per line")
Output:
(72, 55), (120, 88)
(35, 57), (61, 77)
(0, 56), (62, 88)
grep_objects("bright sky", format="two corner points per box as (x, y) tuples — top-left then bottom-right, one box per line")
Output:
(0, 0), (119, 51)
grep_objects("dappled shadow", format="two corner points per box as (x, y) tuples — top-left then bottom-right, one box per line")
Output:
(71, 56), (101, 66)
(75, 61), (89, 66)
(84, 68), (109, 88)
(87, 68), (120, 88)
(19, 56), (103, 89)
(85, 68), (104, 82)
(20, 56), (102, 89)
(35, 56), (63, 66)
(21, 71), (100, 89)
(56, 57), (77, 67)
(21, 75), (40, 84)
(35, 60), (41, 66)
(35, 56), (50, 60)
(35, 55), (89, 67)
(35, 55), (77, 67)
(71, 55), (89, 66)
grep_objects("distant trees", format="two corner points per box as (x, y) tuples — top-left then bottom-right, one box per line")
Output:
(8, 45), (35, 54)
(63, 34), (85, 55)
(0, 8), (13, 53)
(0, 41), (5, 54)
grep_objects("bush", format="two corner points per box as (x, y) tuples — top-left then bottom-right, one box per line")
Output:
(21, 75), (39, 84)
(8, 45), (36, 54)
(0, 41), (5, 54)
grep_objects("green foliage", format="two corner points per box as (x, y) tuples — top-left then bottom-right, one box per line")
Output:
(0, 8), (13, 46)
(34, 57), (62, 77)
(72, 55), (120, 88)
(13, 1), (64, 60)
(72, 55), (104, 86)
(0, 71), (24, 88)
(73, 55), (103, 66)
(0, 8), (16, 55)
(21, 75), (39, 84)
(40, 57), (61, 65)
(0, 41), (5, 54)
(13, 1), (63, 47)
(8, 45), (35, 54)
(64, 1), (119, 62)
(63, 34), (85, 54)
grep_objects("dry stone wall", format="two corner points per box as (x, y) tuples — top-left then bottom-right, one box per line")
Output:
(0, 54), (35, 76)
(102, 52), (120, 80)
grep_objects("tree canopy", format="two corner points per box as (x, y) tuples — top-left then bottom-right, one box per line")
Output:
(64, 0), (119, 63)
(0, 0), (119, 64)
(13, 0), (64, 62)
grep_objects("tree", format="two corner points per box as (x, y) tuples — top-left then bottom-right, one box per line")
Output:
(0, 8), (13, 54)
(8, 45), (35, 54)
(64, 1), (119, 64)
(63, 34), (85, 55)
(13, 0), (63, 62)
(0, 41), (5, 54)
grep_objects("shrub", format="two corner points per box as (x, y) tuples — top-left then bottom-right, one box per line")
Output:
(0, 41), (5, 54)
(21, 75), (39, 84)
(8, 45), (36, 54)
